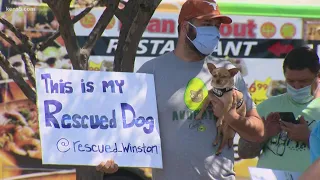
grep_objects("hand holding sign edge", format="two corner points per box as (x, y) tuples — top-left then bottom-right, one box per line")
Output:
(96, 160), (119, 174)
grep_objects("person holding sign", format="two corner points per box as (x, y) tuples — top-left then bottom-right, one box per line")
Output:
(98, 0), (265, 179)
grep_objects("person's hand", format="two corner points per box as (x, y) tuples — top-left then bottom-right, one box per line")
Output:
(225, 91), (242, 121)
(280, 116), (311, 144)
(96, 160), (119, 174)
(211, 90), (240, 120)
(263, 112), (281, 141)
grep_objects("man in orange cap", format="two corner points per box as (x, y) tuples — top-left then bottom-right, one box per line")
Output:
(177, 0), (231, 57)
(97, 0), (265, 179)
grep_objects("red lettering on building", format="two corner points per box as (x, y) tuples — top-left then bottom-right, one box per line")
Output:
(220, 20), (257, 38)
(118, 18), (175, 34)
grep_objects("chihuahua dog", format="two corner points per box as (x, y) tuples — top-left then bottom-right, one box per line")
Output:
(195, 62), (246, 155)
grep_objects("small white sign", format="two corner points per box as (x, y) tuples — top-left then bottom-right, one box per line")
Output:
(35, 68), (162, 168)
(249, 167), (302, 180)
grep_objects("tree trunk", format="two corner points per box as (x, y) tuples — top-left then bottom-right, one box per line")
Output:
(114, 0), (162, 72)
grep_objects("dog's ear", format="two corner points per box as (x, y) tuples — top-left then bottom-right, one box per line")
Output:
(228, 68), (239, 77)
(207, 63), (217, 73)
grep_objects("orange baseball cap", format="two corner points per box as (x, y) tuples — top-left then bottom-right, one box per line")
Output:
(178, 0), (232, 25)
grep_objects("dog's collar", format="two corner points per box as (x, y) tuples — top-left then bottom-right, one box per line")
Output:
(212, 87), (234, 97)
(236, 98), (244, 109)
(211, 87), (244, 109)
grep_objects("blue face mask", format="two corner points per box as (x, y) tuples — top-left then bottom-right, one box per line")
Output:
(186, 22), (220, 56)
(286, 84), (314, 104)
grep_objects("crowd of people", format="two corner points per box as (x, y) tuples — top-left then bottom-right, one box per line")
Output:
(77, 0), (319, 179)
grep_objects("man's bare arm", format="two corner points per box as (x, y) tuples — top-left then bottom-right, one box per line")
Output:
(235, 109), (266, 159)
(223, 74), (265, 142)
(228, 108), (265, 143)
(299, 158), (320, 180)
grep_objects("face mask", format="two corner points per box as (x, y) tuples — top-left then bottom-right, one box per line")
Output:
(286, 84), (314, 104)
(186, 22), (220, 56)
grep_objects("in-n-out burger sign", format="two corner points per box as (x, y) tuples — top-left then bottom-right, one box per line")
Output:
(107, 39), (175, 56)
(220, 19), (257, 38)
(118, 18), (176, 34)
(213, 41), (258, 56)
(118, 18), (257, 38)
(105, 38), (258, 57)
